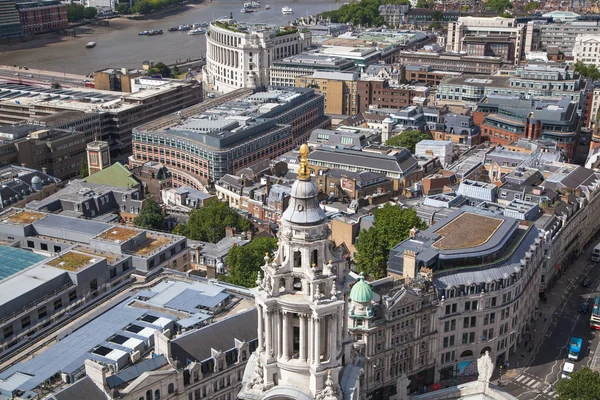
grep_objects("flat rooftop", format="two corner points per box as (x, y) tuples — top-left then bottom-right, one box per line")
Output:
(46, 251), (95, 271)
(432, 212), (504, 250)
(133, 235), (172, 256)
(4, 210), (46, 225)
(95, 227), (139, 242)
(0, 246), (46, 280)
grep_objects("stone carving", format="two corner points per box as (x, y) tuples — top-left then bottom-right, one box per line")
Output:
(247, 357), (265, 391)
(316, 370), (338, 400)
(265, 277), (272, 293)
(256, 271), (263, 289)
(330, 283), (337, 300)
(396, 373), (410, 400)
(477, 351), (494, 384)
(324, 260), (334, 276)
(264, 253), (270, 267)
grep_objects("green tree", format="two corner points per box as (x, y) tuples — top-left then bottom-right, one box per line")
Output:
(432, 10), (443, 21)
(116, 3), (130, 13)
(461, 5), (469, 11)
(319, 0), (383, 26)
(176, 199), (250, 243)
(219, 237), (278, 287)
(483, 0), (512, 14)
(524, 1), (539, 11)
(416, 0), (433, 7)
(133, 199), (165, 230)
(132, 0), (152, 13)
(79, 158), (88, 178)
(428, 21), (442, 30)
(83, 6), (98, 19)
(385, 129), (431, 153)
(556, 367), (600, 400)
(66, 4), (85, 22)
(575, 61), (600, 80)
(354, 204), (427, 279)
(148, 62), (172, 77)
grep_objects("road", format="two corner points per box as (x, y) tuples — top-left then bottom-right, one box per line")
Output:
(0, 65), (88, 89)
(500, 242), (600, 399)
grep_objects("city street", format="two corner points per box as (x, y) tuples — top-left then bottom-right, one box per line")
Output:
(0, 65), (88, 89)
(499, 242), (600, 399)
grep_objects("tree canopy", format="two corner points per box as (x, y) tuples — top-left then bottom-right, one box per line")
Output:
(385, 129), (431, 153)
(556, 367), (600, 400)
(354, 204), (427, 279)
(219, 237), (278, 287)
(148, 62), (172, 77)
(416, 0), (434, 8)
(483, 0), (512, 14)
(431, 10), (443, 21)
(79, 158), (88, 179)
(83, 6), (98, 19)
(524, 1), (539, 11)
(131, 0), (184, 14)
(574, 61), (600, 80)
(174, 199), (250, 243)
(116, 3), (130, 13)
(66, 5), (85, 22)
(133, 199), (165, 231)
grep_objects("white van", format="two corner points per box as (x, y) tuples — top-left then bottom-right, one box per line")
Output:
(592, 244), (600, 263)
(562, 362), (574, 379)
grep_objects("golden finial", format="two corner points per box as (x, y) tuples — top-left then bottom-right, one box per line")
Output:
(298, 144), (310, 180)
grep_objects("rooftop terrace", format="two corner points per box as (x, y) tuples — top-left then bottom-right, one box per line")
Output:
(133, 235), (172, 256)
(46, 251), (94, 271)
(96, 227), (139, 243)
(5, 211), (46, 225)
(432, 212), (504, 250)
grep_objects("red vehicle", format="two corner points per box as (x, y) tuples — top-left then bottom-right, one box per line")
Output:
(84, 81), (95, 88)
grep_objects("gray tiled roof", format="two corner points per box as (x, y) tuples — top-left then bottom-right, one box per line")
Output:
(49, 376), (108, 400)
(309, 147), (417, 175)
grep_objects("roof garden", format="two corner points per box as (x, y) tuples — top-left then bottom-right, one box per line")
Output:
(432, 212), (504, 250)
(47, 251), (94, 271)
(5, 211), (46, 225)
(96, 227), (139, 243)
(134, 236), (172, 256)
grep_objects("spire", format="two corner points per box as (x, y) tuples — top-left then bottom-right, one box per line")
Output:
(297, 144), (310, 181)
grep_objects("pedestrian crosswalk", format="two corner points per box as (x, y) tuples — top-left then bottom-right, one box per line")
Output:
(512, 373), (556, 398)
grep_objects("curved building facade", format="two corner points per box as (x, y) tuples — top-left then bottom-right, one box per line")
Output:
(204, 21), (312, 94)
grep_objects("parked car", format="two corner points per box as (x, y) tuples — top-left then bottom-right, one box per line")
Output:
(581, 302), (589, 313)
(583, 279), (590, 288)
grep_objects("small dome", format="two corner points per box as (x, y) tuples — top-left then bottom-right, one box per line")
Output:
(31, 176), (42, 184)
(350, 273), (373, 304)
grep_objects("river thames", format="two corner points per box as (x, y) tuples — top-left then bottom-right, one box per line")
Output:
(1, 0), (342, 75)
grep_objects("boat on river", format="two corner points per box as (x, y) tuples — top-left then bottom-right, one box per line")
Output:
(282, 6), (292, 14)
(265, 4), (270, 9)
(188, 28), (206, 35)
(85, 42), (96, 48)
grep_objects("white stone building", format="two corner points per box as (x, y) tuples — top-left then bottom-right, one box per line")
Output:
(203, 21), (312, 94)
(573, 35), (600, 68)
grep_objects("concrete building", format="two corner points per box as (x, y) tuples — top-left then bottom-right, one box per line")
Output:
(403, 65), (462, 87)
(16, 0), (67, 35)
(0, 208), (188, 355)
(357, 79), (429, 113)
(270, 54), (355, 88)
(0, 124), (91, 181)
(397, 51), (506, 75)
(379, 3), (410, 26)
(572, 34), (600, 68)
(84, 0), (115, 12)
(0, 82), (203, 158)
(295, 71), (359, 115)
(204, 21), (312, 94)
(431, 113), (482, 147)
(131, 88), (327, 187)
(0, 0), (22, 38)
(446, 17), (527, 64)
(162, 186), (215, 212)
(539, 21), (600, 56)
(388, 207), (543, 371)
(415, 140), (453, 167)
(307, 128), (380, 150)
(94, 68), (142, 92)
(189, 233), (249, 277)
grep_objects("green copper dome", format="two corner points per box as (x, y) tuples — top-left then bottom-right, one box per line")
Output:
(350, 273), (373, 303)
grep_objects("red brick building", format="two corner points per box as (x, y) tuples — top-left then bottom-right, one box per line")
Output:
(357, 79), (429, 113)
(17, 1), (68, 35)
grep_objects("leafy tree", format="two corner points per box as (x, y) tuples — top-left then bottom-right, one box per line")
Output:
(385, 129), (431, 153)
(148, 62), (172, 77)
(524, 1), (539, 11)
(219, 237), (278, 287)
(83, 6), (98, 19)
(176, 199), (250, 243)
(428, 21), (442, 30)
(483, 0), (512, 14)
(432, 10), (443, 21)
(79, 158), (88, 178)
(132, 0), (151, 14)
(556, 367), (600, 400)
(66, 4), (85, 22)
(574, 61), (600, 80)
(500, 11), (513, 17)
(461, 5), (469, 11)
(133, 199), (165, 230)
(354, 204), (426, 279)
(319, 0), (383, 27)
(116, 3), (130, 13)
(416, 0), (433, 7)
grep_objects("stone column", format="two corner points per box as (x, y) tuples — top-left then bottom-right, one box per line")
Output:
(282, 311), (289, 360)
(258, 305), (264, 351)
(300, 313), (307, 362)
(265, 309), (272, 358)
(313, 316), (321, 367)
(308, 315), (313, 365)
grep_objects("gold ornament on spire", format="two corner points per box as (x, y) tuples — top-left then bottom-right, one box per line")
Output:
(298, 144), (310, 180)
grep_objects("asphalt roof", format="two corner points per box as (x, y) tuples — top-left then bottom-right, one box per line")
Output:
(48, 376), (108, 400)
(84, 162), (139, 188)
(0, 246), (46, 280)
(106, 354), (168, 389)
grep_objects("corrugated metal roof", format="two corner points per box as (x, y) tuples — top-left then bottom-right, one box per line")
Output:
(106, 355), (168, 389)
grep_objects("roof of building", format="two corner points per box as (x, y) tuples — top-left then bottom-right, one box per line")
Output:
(84, 162), (140, 188)
(49, 376), (108, 400)
(0, 246), (47, 280)
(350, 273), (373, 303)
(308, 146), (418, 175)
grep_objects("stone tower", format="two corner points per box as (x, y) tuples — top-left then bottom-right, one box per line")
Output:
(238, 144), (350, 400)
(86, 134), (111, 175)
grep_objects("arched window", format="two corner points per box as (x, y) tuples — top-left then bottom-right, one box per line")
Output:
(480, 346), (491, 355)
(460, 350), (473, 358)
(154, 389), (161, 400)
(311, 249), (318, 266)
(168, 383), (174, 394)
(146, 390), (153, 400)
(242, 351), (247, 361)
(293, 277), (302, 291)
(279, 278), (286, 293)
(293, 250), (301, 268)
